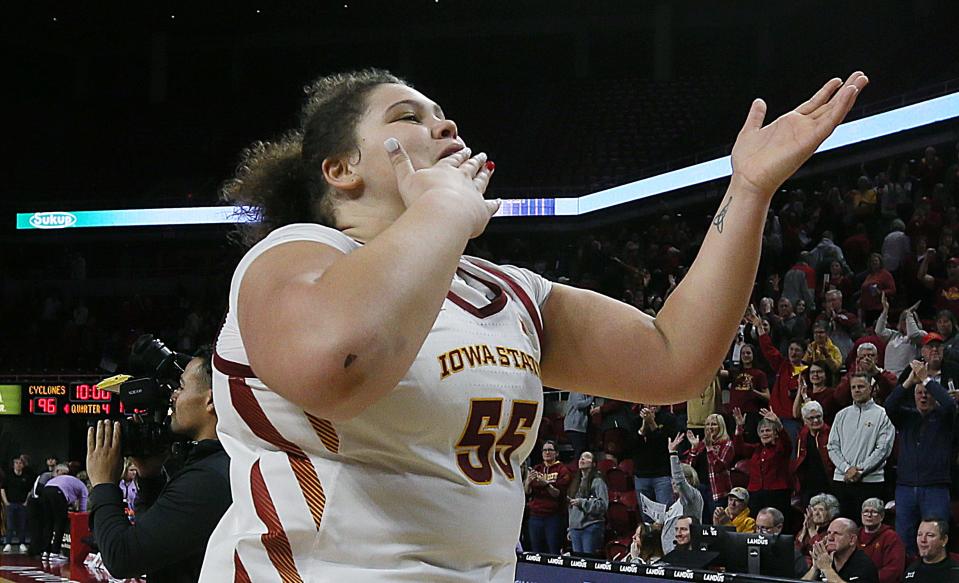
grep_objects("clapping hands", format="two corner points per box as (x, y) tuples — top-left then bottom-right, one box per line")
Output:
(810, 540), (834, 573)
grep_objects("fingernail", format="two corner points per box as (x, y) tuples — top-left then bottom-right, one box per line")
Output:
(384, 138), (399, 153)
(485, 161), (495, 171)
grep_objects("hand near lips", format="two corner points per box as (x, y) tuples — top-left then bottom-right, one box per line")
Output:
(385, 140), (499, 239)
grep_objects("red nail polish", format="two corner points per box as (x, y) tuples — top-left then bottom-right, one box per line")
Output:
(485, 160), (495, 171)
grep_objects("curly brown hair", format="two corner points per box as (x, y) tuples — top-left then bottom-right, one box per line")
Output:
(222, 68), (408, 247)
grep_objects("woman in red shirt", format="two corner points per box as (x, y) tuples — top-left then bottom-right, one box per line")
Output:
(791, 361), (840, 424)
(525, 440), (572, 554)
(789, 399), (834, 506)
(732, 407), (792, 525)
(859, 253), (896, 323)
(821, 260), (853, 307)
(727, 344), (770, 440)
(747, 306), (804, 444)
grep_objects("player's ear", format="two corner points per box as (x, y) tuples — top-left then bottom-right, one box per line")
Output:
(323, 155), (363, 195)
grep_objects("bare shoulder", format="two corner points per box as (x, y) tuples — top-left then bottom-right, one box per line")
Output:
(238, 240), (345, 311)
(237, 240), (346, 367)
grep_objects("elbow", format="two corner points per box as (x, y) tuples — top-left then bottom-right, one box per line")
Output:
(99, 547), (141, 578)
(252, 331), (394, 421)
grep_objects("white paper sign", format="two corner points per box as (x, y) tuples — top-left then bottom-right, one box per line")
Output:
(640, 493), (667, 522)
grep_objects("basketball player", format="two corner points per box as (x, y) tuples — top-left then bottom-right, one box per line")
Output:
(200, 69), (868, 582)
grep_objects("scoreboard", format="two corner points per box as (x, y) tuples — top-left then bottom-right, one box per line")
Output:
(24, 382), (118, 416)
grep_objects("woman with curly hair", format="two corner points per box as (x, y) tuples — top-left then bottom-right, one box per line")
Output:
(203, 67), (867, 581)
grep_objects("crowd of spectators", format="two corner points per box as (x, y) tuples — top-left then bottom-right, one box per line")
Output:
(4, 138), (959, 580)
(519, 141), (959, 581)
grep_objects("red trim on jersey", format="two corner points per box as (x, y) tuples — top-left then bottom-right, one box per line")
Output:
(214, 352), (256, 378)
(215, 353), (340, 455)
(305, 413), (340, 454)
(468, 262), (544, 342)
(250, 460), (304, 583)
(229, 378), (327, 530)
(234, 550), (252, 583)
(446, 268), (508, 318)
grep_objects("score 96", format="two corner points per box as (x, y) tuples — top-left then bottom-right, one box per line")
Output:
(29, 397), (59, 415)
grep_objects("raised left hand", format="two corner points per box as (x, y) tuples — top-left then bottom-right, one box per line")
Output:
(86, 420), (123, 487)
(730, 72), (869, 198)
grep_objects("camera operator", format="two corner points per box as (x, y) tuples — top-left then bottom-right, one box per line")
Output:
(86, 347), (230, 582)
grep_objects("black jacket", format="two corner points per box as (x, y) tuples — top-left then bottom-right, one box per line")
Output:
(89, 440), (231, 583)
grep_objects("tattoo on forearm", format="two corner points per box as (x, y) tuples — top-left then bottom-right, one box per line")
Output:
(713, 198), (731, 233)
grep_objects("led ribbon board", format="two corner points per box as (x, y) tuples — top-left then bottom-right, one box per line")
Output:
(16, 90), (959, 229)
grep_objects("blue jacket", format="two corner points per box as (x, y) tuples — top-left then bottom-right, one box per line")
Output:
(884, 380), (957, 486)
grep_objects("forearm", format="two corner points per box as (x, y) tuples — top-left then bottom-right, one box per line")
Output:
(926, 380), (956, 411)
(876, 311), (888, 334)
(669, 452), (685, 485)
(90, 485), (146, 577)
(656, 176), (771, 393)
(793, 387), (805, 418)
(250, 193), (473, 418)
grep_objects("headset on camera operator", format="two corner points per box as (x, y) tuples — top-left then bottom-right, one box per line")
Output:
(86, 345), (230, 583)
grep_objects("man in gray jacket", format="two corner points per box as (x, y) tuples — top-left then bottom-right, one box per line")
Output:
(564, 392), (594, 462)
(827, 373), (895, 521)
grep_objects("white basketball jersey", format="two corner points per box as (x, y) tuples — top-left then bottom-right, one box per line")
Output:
(200, 223), (550, 583)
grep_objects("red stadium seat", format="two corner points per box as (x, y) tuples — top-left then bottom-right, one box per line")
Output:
(605, 468), (632, 493)
(613, 489), (638, 510)
(731, 460), (750, 489)
(606, 501), (637, 537)
(550, 413), (568, 443)
(538, 416), (553, 441)
(602, 428), (630, 459)
(606, 537), (632, 561)
(597, 459), (617, 475)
